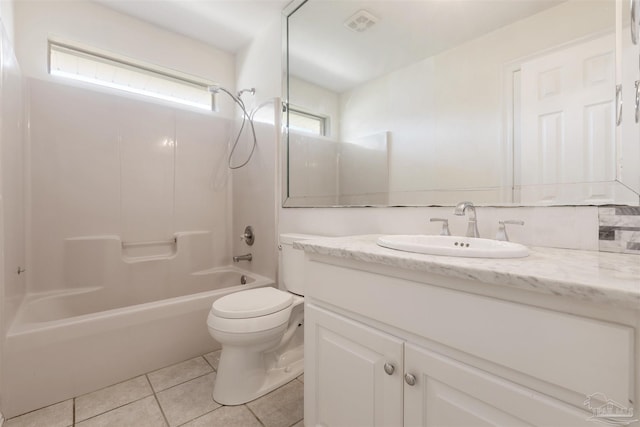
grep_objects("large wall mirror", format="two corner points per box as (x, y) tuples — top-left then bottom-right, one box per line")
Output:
(282, 0), (640, 207)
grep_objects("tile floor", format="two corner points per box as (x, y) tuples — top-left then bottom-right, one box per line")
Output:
(5, 351), (304, 427)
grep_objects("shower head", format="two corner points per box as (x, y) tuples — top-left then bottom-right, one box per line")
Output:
(208, 85), (255, 99)
(237, 88), (256, 97)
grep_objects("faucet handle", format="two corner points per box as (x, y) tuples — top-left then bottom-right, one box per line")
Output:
(496, 220), (524, 241)
(430, 218), (451, 236)
(240, 226), (254, 246)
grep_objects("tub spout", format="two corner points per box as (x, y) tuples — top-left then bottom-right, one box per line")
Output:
(233, 253), (252, 262)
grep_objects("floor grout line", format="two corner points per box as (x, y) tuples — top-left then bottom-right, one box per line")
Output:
(4, 398), (74, 424)
(174, 405), (225, 427)
(202, 352), (220, 372)
(73, 394), (153, 425)
(147, 356), (214, 385)
(245, 404), (267, 427)
(72, 375), (153, 425)
(75, 374), (149, 399)
(146, 375), (171, 427)
(152, 369), (215, 394)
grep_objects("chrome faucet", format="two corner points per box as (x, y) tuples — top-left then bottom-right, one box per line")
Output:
(454, 201), (480, 238)
(495, 220), (524, 241)
(233, 253), (252, 262)
(430, 218), (451, 236)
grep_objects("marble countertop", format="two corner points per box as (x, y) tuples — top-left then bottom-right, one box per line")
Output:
(295, 235), (640, 310)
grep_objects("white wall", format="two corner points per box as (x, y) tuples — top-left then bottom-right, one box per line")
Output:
(337, 1), (614, 202)
(14, 0), (234, 86)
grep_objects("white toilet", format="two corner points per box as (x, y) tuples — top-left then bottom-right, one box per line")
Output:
(206, 233), (319, 405)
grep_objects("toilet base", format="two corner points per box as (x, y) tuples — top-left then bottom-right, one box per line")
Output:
(212, 344), (304, 405)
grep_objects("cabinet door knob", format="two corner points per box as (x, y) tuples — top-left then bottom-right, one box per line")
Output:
(404, 373), (417, 386)
(383, 363), (395, 375)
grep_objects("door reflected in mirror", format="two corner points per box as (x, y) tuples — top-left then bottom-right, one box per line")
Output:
(283, 0), (640, 207)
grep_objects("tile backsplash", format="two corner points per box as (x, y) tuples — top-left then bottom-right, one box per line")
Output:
(599, 207), (640, 255)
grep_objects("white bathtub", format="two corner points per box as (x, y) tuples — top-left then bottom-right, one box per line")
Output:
(3, 266), (273, 418)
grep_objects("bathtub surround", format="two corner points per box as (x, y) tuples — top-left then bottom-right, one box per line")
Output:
(232, 18), (281, 281)
(27, 79), (234, 294)
(599, 206), (640, 254)
(0, 21), (26, 328)
(13, 0), (240, 291)
(0, 12), (27, 421)
(231, 119), (279, 280)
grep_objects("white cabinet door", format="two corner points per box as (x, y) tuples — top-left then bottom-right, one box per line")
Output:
(305, 303), (404, 427)
(403, 343), (591, 427)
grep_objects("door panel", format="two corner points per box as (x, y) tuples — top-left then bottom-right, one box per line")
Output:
(520, 34), (617, 203)
(404, 343), (592, 427)
(305, 304), (404, 427)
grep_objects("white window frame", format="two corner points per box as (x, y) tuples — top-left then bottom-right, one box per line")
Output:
(288, 107), (329, 136)
(48, 40), (214, 111)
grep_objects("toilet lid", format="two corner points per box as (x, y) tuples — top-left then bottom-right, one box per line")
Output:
(211, 287), (293, 319)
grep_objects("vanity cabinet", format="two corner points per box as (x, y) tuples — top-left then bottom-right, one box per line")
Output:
(307, 304), (594, 427)
(303, 254), (638, 427)
(306, 304), (403, 426)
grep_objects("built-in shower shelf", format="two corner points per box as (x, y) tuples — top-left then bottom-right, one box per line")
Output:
(63, 231), (212, 269)
(121, 238), (177, 260)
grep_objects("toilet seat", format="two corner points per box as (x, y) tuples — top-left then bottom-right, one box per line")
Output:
(208, 287), (295, 334)
(212, 287), (293, 319)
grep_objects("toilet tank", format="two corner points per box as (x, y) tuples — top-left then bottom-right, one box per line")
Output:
(279, 234), (324, 296)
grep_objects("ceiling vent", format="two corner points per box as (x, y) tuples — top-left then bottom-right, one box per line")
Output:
(344, 9), (379, 33)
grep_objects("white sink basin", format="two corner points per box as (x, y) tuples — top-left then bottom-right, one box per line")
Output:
(377, 235), (529, 258)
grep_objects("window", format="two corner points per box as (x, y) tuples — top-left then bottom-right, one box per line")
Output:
(48, 40), (213, 110)
(288, 107), (328, 136)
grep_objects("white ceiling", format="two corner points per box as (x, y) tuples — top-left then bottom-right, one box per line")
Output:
(95, 0), (565, 93)
(94, 0), (291, 53)
(288, 0), (565, 92)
